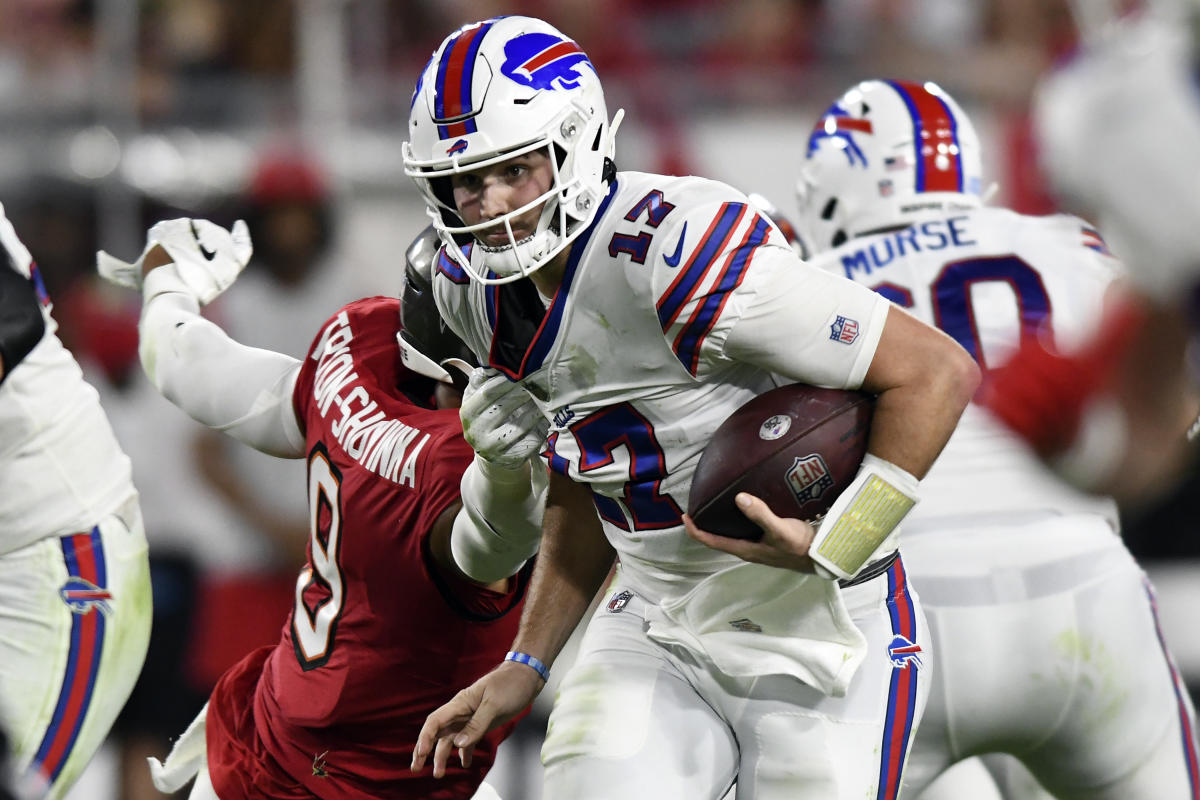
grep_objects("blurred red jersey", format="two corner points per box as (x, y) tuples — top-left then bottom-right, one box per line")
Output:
(205, 297), (529, 799)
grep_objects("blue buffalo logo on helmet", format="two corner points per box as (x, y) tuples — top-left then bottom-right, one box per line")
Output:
(59, 576), (113, 616)
(501, 32), (593, 91)
(808, 101), (874, 168)
(806, 100), (873, 167)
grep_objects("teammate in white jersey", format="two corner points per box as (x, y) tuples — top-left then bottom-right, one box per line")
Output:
(0, 202), (151, 798)
(405, 17), (981, 799)
(779, 78), (1199, 799)
(980, 1), (1200, 501)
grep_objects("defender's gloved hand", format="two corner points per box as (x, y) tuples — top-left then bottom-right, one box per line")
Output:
(98, 218), (252, 305)
(459, 367), (549, 469)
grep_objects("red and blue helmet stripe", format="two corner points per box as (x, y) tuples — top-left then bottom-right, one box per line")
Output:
(885, 80), (964, 194)
(433, 19), (498, 140)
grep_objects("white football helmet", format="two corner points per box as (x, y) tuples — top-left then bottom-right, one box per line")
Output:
(796, 80), (985, 254)
(403, 16), (622, 285)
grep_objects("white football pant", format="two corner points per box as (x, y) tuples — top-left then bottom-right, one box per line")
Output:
(0, 494), (151, 799)
(902, 513), (1200, 799)
(542, 557), (930, 799)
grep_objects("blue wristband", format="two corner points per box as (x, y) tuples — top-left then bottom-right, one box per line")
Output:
(504, 650), (550, 682)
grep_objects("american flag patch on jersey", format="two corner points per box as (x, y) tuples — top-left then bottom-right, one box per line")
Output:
(1081, 227), (1112, 256)
(830, 315), (859, 344)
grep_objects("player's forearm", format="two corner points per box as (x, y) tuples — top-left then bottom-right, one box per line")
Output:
(860, 307), (980, 478)
(509, 471), (614, 667)
(139, 269), (306, 458)
(867, 370), (975, 479)
(451, 455), (548, 583)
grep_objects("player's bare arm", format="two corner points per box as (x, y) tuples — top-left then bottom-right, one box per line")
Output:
(861, 304), (980, 478)
(413, 470), (614, 778)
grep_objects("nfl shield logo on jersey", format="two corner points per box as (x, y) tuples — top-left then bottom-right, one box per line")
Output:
(829, 315), (859, 344)
(606, 589), (633, 613)
(786, 454), (835, 504)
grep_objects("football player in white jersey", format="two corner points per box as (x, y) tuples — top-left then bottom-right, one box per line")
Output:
(0, 202), (151, 798)
(774, 78), (1199, 799)
(405, 16), (981, 800)
(980, 0), (1200, 502)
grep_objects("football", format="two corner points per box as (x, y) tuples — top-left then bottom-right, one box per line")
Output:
(687, 384), (874, 540)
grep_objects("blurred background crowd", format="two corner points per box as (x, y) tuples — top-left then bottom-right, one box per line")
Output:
(0, 0), (1194, 797)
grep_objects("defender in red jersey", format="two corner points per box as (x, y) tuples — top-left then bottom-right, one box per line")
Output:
(98, 221), (546, 799)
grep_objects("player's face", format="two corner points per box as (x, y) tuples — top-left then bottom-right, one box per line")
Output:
(450, 149), (554, 248)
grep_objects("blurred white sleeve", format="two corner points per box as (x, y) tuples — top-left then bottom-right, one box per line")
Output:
(450, 454), (548, 584)
(138, 267), (305, 458)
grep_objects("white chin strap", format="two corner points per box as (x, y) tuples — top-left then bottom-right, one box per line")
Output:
(478, 227), (557, 279)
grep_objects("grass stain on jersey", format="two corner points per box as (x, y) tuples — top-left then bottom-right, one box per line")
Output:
(566, 344), (600, 388)
(1053, 629), (1128, 727)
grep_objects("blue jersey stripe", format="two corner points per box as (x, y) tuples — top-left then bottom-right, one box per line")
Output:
(437, 247), (470, 285)
(672, 215), (770, 374)
(657, 203), (745, 330)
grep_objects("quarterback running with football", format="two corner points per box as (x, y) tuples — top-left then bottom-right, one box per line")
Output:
(0, 202), (151, 799)
(780, 78), (1200, 799)
(406, 16), (980, 799)
(98, 222), (547, 800)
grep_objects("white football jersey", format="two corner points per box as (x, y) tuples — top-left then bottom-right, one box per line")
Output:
(436, 171), (890, 601)
(810, 206), (1121, 527)
(0, 205), (135, 553)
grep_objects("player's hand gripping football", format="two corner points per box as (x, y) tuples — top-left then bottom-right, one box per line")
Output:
(412, 660), (544, 778)
(97, 218), (252, 305)
(683, 492), (819, 573)
(459, 367), (550, 469)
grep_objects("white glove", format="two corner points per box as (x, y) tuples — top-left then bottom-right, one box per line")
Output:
(459, 367), (549, 468)
(97, 218), (252, 305)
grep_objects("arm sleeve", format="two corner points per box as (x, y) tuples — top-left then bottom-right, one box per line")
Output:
(720, 253), (890, 389)
(450, 454), (547, 584)
(138, 267), (305, 458)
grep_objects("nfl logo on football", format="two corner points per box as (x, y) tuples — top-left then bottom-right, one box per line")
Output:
(786, 454), (834, 503)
